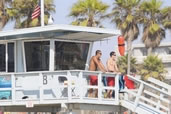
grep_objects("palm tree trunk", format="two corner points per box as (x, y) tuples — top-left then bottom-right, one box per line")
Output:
(147, 47), (152, 55)
(127, 37), (132, 75)
(0, 16), (7, 31)
(0, 25), (3, 31)
(87, 15), (94, 27)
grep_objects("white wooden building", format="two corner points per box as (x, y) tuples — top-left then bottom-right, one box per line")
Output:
(0, 25), (170, 114)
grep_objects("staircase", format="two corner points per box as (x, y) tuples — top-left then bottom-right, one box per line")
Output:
(0, 70), (170, 114)
(121, 75), (171, 114)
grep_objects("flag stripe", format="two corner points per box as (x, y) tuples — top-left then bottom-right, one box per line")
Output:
(32, 10), (40, 16)
(31, 5), (41, 19)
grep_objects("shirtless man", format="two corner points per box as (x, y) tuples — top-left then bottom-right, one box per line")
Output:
(106, 51), (119, 98)
(88, 50), (107, 97)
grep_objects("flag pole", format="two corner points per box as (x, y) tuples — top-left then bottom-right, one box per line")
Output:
(41, 0), (44, 27)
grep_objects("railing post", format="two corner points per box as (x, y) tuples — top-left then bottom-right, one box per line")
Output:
(134, 83), (144, 110)
(156, 88), (164, 110)
(98, 72), (102, 101)
(67, 71), (72, 102)
(168, 88), (171, 114)
(39, 73), (43, 103)
(11, 74), (15, 104)
(79, 71), (83, 101)
(115, 74), (119, 104)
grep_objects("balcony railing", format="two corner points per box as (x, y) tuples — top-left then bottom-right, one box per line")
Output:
(0, 70), (170, 114)
(0, 71), (120, 107)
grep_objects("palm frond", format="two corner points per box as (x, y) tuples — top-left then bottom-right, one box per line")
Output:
(117, 54), (137, 75)
(139, 55), (166, 81)
(161, 6), (171, 29)
(69, 0), (109, 27)
(8, 0), (55, 28)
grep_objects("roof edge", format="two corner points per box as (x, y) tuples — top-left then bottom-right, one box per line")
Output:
(0, 24), (121, 37)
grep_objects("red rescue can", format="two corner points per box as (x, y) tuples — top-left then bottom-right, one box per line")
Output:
(118, 36), (125, 56)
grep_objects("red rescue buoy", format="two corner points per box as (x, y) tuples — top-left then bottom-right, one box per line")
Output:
(118, 36), (125, 56)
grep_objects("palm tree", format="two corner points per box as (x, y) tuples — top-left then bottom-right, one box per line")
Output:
(0, 0), (12, 31)
(161, 6), (171, 30)
(117, 54), (137, 75)
(7, 0), (55, 28)
(139, 0), (165, 55)
(139, 55), (166, 81)
(69, 0), (109, 27)
(104, 0), (140, 74)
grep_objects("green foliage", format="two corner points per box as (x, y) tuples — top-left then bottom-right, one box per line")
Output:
(161, 6), (171, 29)
(149, 23), (160, 34)
(104, 0), (140, 74)
(69, 0), (109, 27)
(117, 54), (137, 75)
(139, 55), (166, 81)
(7, 0), (55, 28)
(0, 0), (12, 30)
(139, 0), (166, 54)
(104, 0), (140, 41)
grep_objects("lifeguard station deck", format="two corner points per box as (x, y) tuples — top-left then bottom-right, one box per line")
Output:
(0, 25), (170, 114)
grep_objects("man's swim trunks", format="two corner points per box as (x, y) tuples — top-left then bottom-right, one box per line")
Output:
(90, 75), (98, 85)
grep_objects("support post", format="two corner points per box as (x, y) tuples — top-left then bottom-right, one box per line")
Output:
(11, 74), (16, 104)
(157, 88), (164, 110)
(67, 71), (72, 102)
(168, 88), (171, 114)
(49, 39), (55, 71)
(79, 71), (83, 101)
(39, 73), (43, 103)
(115, 74), (119, 104)
(98, 72), (102, 101)
(134, 83), (144, 111)
(41, 0), (44, 27)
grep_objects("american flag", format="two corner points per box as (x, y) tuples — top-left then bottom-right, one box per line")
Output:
(31, 1), (41, 20)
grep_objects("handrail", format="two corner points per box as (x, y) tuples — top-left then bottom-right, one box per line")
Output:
(0, 70), (170, 114)
(0, 70), (118, 76)
(127, 75), (171, 96)
(148, 77), (171, 91)
(125, 75), (170, 114)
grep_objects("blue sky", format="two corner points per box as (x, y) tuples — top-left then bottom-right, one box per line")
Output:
(3, 0), (171, 64)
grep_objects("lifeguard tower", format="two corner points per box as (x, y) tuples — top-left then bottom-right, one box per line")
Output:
(0, 24), (170, 114)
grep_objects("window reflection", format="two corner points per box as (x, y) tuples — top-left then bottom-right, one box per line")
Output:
(8, 43), (14, 72)
(25, 41), (50, 71)
(55, 41), (89, 70)
(0, 43), (14, 72)
(0, 44), (6, 72)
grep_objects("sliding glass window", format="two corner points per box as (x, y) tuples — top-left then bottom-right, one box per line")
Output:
(0, 43), (15, 72)
(8, 43), (14, 72)
(24, 41), (50, 71)
(0, 44), (6, 72)
(55, 41), (89, 70)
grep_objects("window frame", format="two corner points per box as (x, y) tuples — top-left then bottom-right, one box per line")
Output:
(0, 41), (16, 73)
(23, 39), (92, 72)
(23, 39), (50, 72)
(54, 39), (91, 71)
